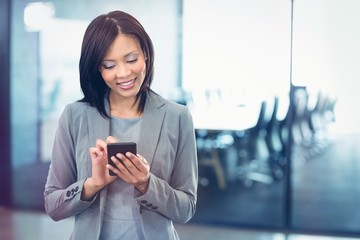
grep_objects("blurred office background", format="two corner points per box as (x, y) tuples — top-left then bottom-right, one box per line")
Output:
(1, 0), (360, 239)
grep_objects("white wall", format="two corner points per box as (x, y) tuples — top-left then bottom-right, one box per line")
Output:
(292, 0), (360, 134)
(182, 0), (291, 98)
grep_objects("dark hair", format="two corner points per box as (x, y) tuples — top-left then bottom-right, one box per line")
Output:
(79, 10), (155, 118)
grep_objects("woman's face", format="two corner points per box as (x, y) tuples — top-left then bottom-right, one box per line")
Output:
(100, 33), (146, 102)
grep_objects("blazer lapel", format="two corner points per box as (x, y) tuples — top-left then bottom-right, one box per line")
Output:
(86, 92), (166, 211)
(86, 93), (166, 163)
(87, 101), (111, 145)
(81, 92), (167, 238)
(87, 99), (111, 216)
(138, 92), (166, 167)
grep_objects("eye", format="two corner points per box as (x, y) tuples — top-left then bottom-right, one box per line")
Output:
(102, 63), (115, 70)
(127, 58), (138, 64)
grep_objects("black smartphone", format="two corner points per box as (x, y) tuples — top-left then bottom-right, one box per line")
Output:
(107, 142), (137, 176)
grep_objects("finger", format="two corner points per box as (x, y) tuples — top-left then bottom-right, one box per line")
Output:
(136, 154), (148, 165)
(109, 155), (148, 185)
(106, 157), (121, 175)
(107, 159), (138, 184)
(124, 152), (148, 172)
(117, 153), (138, 172)
(96, 139), (108, 153)
(110, 155), (129, 173)
(108, 156), (134, 179)
(89, 147), (103, 159)
(89, 148), (105, 167)
(105, 136), (118, 144)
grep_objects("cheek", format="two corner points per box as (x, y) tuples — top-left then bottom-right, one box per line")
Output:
(142, 64), (147, 75)
(137, 62), (147, 79)
(134, 61), (145, 72)
(100, 71), (113, 83)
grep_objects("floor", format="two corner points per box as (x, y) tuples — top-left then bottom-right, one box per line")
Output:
(6, 133), (360, 239)
(0, 207), (358, 240)
(191, 133), (360, 235)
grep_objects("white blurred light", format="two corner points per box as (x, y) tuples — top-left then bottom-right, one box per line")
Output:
(24, 2), (55, 32)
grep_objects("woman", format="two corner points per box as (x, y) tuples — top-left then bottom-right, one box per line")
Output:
(44, 10), (198, 240)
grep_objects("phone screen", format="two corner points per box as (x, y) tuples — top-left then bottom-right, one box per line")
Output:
(107, 142), (137, 176)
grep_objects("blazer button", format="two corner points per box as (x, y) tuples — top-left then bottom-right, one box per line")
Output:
(66, 191), (71, 197)
(146, 203), (153, 208)
(151, 206), (158, 210)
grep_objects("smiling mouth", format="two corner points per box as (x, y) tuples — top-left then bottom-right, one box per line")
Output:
(117, 79), (136, 87)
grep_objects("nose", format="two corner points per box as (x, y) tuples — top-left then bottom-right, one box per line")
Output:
(115, 63), (131, 78)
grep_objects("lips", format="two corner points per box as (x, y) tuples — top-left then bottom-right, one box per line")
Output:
(116, 79), (136, 89)
(117, 79), (135, 86)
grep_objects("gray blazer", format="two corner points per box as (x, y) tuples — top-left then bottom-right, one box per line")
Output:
(44, 91), (198, 240)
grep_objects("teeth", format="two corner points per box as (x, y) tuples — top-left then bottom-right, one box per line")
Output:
(118, 80), (134, 86)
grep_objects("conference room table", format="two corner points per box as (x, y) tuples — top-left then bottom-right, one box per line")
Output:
(190, 103), (262, 132)
(189, 103), (262, 190)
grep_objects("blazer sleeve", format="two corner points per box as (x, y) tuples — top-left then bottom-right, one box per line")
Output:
(136, 107), (198, 223)
(44, 104), (95, 221)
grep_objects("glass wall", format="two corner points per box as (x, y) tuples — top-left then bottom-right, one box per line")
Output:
(9, 0), (360, 237)
(0, 0), (12, 206)
(182, 0), (291, 228)
(11, 0), (181, 209)
(291, 0), (360, 235)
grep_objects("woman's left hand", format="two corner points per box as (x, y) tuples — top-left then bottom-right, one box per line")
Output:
(107, 153), (150, 194)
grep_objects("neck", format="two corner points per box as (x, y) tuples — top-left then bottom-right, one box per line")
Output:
(109, 92), (141, 118)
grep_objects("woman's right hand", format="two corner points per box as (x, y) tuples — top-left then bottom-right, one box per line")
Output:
(81, 136), (118, 201)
